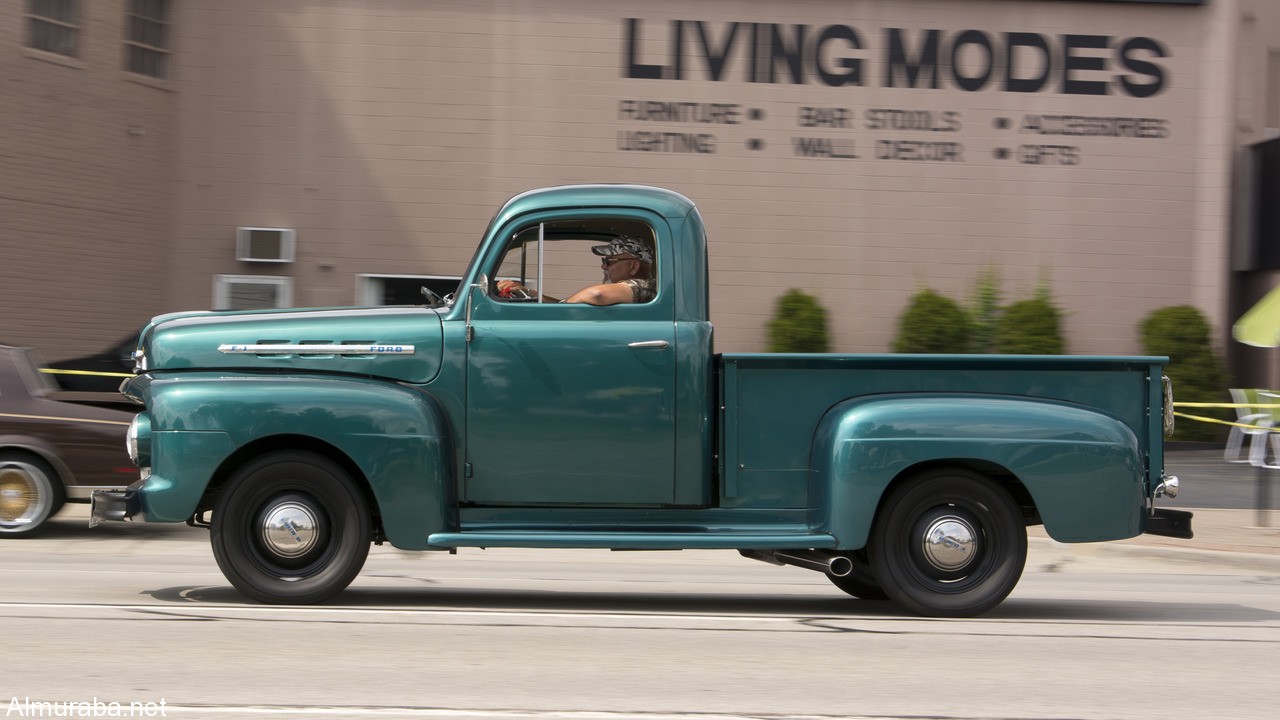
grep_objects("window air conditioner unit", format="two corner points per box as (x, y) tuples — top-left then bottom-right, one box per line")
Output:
(236, 227), (296, 263)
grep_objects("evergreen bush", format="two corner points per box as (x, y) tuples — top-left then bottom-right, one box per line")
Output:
(766, 289), (830, 352)
(1138, 305), (1231, 442)
(893, 289), (973, 353)
(967, 267), (1002, 354)
(995, 288), (1065, 354)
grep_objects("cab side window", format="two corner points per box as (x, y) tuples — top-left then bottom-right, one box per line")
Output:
(490, 219), (657, 305)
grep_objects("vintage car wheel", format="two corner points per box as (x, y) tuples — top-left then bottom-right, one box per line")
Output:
(0, 453), (65, 536)
(211, 451), (370, 604)
(869, 469), (1026, 618)
(826, 551), (889, 600)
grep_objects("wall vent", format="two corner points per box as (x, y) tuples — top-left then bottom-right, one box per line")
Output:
(236, 227), (296, 263)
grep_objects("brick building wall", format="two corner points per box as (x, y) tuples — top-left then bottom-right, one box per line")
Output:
(0, 0), (175, 362)
(5, 0), (1280, 365)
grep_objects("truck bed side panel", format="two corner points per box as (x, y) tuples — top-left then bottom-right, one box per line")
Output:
(810, 395), (1144, 547)
(719, 354), (1159, 543)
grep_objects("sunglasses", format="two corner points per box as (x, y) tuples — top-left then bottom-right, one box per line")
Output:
(601, 256), (635, 267)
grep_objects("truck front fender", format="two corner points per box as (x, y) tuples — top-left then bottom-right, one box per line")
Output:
(811, 394), (1144, 548)
(141, 373), (452, 549)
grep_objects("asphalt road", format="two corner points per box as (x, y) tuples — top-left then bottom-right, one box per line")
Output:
(2, 514), (1278, 720)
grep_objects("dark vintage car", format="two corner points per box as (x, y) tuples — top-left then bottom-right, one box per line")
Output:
(44, 333), (138, 393)
(0, 345), (137, 535)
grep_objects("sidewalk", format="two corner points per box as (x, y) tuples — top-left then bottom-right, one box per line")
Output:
(1024, 440), (1280, 568)
(1028, 507), (1280, 573)
(1024, 445), (1280, 571)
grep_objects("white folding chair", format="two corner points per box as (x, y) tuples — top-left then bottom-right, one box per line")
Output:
(1249, 390), (1280, 468)
(1225, 388), (1272, 464)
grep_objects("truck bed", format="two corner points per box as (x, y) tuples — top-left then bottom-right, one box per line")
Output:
(719, 353), (1165, 511)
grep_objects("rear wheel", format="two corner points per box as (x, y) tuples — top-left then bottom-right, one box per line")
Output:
(869, 469), (1026, 617)
(211, 451), (371, 604)
(0, 453), (64, 536)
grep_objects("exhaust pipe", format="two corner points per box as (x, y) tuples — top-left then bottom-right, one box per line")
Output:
(740, 549), (854, 577)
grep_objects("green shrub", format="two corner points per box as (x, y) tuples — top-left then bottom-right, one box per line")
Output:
(766, 289), (830, 352)
(966, 267), (1001, 354)
(1138, 305), (1230, 442)
(995, 289), (1065, 354)
(893, 289), (973, 353)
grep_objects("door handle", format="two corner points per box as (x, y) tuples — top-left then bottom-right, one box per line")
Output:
(628, 340), (670, 349)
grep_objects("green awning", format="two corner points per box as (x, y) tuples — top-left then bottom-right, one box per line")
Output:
(1233, 285), (1280, 347)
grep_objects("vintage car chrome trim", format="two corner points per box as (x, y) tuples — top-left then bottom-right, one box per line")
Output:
(217, 344), (415, 355)
(67, 486), (133, 500)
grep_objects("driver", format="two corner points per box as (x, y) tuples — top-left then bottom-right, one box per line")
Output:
(567, 236), (656, 305)
(497, 236), (656, 305)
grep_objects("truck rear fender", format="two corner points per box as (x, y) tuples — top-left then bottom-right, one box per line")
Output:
(145, 374), (453, 550)
(810, 394), (1145, 548)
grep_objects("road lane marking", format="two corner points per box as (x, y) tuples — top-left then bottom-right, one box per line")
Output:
(0, 600), (810, 623)
(70, 706), (892, 720)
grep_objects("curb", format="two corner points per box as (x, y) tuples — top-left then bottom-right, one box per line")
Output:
(1028, 537), (1280, 573)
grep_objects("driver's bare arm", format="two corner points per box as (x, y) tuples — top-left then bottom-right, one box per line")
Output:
(565, 282), (635, 306)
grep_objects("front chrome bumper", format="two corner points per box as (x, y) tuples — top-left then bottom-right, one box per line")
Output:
(89, 479), (144, 527)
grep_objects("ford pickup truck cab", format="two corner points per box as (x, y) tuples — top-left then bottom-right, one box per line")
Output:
(92, 184), (1190, 617)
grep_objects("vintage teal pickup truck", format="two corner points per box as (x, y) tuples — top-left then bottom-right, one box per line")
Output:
(92, 185), (1191, 617)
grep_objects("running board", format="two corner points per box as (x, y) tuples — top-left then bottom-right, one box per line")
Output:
(426, 531), (838, 550)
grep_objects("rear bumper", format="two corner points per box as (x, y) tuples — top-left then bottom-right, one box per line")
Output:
(89, 479), (144, 526)
(1144, 507), (1193, 539)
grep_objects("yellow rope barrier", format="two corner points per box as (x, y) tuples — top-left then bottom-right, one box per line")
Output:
(1170, 401), (1280, 430)
(1174, 402), (1280, 408)
(0, 411), (130, 426)
(39, 368), (134, 378)
(1172, 412), (1271, 430)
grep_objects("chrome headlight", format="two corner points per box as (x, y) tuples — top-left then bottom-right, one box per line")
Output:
(127, 413), (152, 468)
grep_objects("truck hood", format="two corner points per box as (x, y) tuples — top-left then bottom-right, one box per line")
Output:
(135, 306), (445, 384)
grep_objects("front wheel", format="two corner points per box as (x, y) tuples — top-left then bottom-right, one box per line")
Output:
(869, 469), (1026, 618)
(211, 451), (371, 604)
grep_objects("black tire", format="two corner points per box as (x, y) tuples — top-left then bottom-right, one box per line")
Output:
(826, 551), (889, 600)
(0, 452), (65, 537)
(211, 451), (371, 604)
(869, 469), (1026, 617)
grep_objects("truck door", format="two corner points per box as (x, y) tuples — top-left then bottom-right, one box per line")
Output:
(462, 214), (678, 506)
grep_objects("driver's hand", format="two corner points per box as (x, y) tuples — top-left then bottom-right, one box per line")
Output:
(497, 280), (527, 298)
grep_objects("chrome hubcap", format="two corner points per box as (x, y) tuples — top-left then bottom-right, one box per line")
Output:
(260, 501), (320, 558)
(921, 515), (978, 572)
